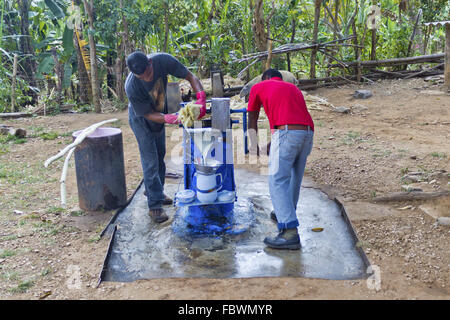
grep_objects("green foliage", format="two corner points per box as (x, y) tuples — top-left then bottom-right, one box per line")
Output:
(9, 280), (34, 294)
(0, 249), (16, 259)
(39, 131), (59, 140)
(0, 0), (448, 107)
(0, 134), (27, 154)
(0, 60), (32, 113)
(46, 206), (65, 214)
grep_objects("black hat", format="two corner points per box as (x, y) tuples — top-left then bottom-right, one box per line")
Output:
(126, 51), (150, 75)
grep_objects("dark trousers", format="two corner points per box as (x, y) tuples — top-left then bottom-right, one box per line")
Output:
(128, 107), (166, 209)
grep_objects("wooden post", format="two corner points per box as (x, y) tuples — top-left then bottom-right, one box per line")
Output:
(445, 23), (450, 91)
(11, 54), (18, 112)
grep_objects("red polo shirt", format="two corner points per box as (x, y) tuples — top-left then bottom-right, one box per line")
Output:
(247, 77), (314, 131)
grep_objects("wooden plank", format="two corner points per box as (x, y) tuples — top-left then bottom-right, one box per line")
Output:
(0, 112), (32, 119)
(372, 191), (450, 203)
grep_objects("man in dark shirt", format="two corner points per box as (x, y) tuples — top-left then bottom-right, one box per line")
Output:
(248, 68), (314, 250)
(125, 51), (206, 223)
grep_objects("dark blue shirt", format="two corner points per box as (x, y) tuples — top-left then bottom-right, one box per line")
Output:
(125, 53), (188, 117)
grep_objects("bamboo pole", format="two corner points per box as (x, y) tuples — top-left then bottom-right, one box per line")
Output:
(446, 24), (450, 91)
(11, 54), (18, 112)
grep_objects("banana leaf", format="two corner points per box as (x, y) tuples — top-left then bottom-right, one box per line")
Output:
(44, 0), (65, 19)
(62, 63), (72, 89)
(36, 56), (55, 79)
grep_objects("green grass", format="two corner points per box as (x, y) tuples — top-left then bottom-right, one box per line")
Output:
(39, 132), (59, 140)
(0, 144), (9, 154)
(28, 126), (45, 134)
(0, 249), (17, 259)
(46, 206), (65, 215)
(9, 280), (34, 294)
(0, 134), (27, 153)
(430, 152), (446, 159)
(88, 235), (101, 243)
(0, 235), (18, 242)
(0, 162), (54, 185)
(1, 271), (20, 281)
(41, 268), (51, 277)
(73, 104), (93, 113)
(338, 131), (362, 146)
(372, 149), (392, 158)
(70, 210), (84, 217)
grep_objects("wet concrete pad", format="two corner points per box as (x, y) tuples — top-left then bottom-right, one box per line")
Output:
(101, 169), (369, 282)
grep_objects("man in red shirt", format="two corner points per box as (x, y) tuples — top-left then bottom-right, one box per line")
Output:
(247, 69), (314, 250)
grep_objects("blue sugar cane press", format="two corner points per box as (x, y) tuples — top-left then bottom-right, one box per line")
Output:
(174, 98), (241, 235)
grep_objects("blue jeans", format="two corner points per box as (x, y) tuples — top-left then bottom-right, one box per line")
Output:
(129, 106), (166, 209)
(268, 127), (314, 230)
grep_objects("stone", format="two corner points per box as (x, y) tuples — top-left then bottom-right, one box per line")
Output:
(401, 185), (423, 192)
(333, 106), (351, 113)
(437, 217), (450, 226)
(402, 175), (421, 183)
(353, 90), (373, 99)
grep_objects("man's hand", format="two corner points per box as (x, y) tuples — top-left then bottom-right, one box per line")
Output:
(196, 91), (207, 119)
(163, 113), (180, 124)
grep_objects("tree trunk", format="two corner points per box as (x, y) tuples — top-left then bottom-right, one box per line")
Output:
(287, 18), (296, 72)
(51, 48), (63, 108)
(82, 0), (101, 113)
(106, 51), (114, 99)
(119, 0), (131, 57)
(445, 24), (450, 91)
(11, 54), (18, 112)
(333, 0), (339, 40)
(310, 0), (321, 79)
(163, 2), (169, 52)
(370, 1), (377, 61)
(115, 41), (125, 102)
(406, 9), (422, 59)
(351, 7), (360, 81)
(18, 0), (37, 105)
(252, 0), (268, 72)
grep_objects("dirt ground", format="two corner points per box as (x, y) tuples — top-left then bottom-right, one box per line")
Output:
(0, 77), (448, 300)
